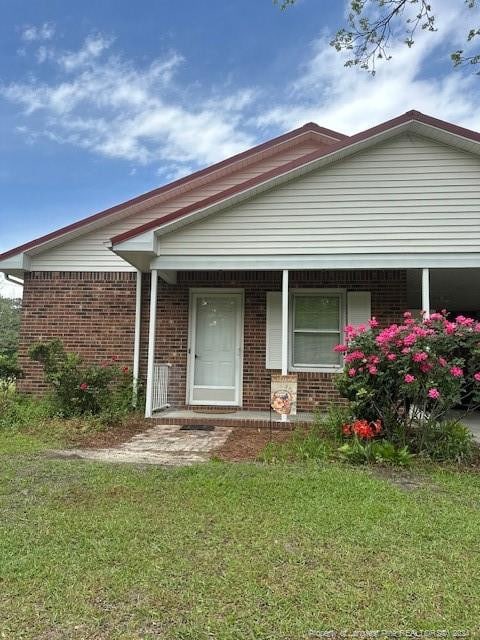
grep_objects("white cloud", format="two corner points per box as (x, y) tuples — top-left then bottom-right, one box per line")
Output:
(35, 45), (51, 64)
(59, 34), (113, 71)
(1, 34), (257, 172)
(4, 3), (480, 182)
(256, 0), (480, 134)
(21, 22), (55, 42)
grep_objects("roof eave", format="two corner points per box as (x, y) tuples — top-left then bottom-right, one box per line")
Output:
(0, 123), (343, 262)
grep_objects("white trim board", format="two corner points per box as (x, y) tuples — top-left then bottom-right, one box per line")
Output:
(150, 253), (480, 271)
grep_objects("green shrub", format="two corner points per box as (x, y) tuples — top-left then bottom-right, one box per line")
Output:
(414, 420), (475, 463)
(0, 393), (55, 430)
(28, 339), (135, 419)
(0, 355), (23, 384)
(338, 437), (414, 466)
(314, 404), (352, 443)
(260, 425), (328, 463)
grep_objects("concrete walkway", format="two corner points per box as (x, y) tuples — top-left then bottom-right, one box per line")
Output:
(52, 424), (232, 466)
(454, 412), (480, 443)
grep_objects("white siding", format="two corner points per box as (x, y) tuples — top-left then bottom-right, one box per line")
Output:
(159, 134), (480, 256)
(29, 141), (322, 271)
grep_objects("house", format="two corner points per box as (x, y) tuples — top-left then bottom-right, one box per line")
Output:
(2, 110), (480, 423)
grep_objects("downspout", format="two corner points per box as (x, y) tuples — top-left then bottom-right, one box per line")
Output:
(6, 274), (24, 288)
(132, 270), (142, 407)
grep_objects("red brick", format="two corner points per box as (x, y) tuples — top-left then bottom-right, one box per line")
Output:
(20, 269), (407, 411)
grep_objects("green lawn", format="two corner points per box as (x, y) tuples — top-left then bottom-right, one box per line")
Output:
(1, 431), (479, 639)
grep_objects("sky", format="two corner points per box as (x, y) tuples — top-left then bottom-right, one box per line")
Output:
(0, 0), (479, 298)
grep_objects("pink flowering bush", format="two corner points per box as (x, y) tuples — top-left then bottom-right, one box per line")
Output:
(335, 311), (480, 445)
(28, 339), (135, 418)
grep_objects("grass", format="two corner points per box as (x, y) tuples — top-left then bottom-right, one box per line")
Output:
(1, 429), (479, 639)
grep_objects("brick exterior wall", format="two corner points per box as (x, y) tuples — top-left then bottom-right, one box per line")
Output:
(142, 269), (407, 412)
(18, 271), (137, 393)
(19, 269), (407, 411)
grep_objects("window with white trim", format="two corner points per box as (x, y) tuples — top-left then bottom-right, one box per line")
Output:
(291, 292), (343, 369)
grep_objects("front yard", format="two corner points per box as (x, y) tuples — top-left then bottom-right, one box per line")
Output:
(1, 428), (479, 639)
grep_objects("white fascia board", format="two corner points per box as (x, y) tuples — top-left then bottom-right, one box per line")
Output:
(112, 229), (157, 253)
(150, 253), (480, 271)
(410, 121), (480, 156)
(0, 253), (31, 273)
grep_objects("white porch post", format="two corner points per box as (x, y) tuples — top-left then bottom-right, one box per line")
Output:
(132, 269), (142, 407)
(145, 269), (158, 418)
(422, 268), (430, 319)
(281, 269), (289, 422)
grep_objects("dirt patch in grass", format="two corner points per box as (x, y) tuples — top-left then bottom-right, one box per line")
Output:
(215, 426), (293, 461)
(371, 466), (439, 491)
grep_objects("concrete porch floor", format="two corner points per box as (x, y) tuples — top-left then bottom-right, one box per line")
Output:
(152, 408), (315, 429)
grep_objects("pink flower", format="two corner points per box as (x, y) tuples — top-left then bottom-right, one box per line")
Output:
(344, 350), (365, 363)
(420, 363), (432, 373)
(428, 388), (440, 400)
(344, 325), (357, 340)
(438, 357), (447, 368)
(444, 321), (456, 335)
(456, 315), (474, 326)
(474, 372), (480, 382)
(368, 355), (380, 365)
(404, 374), (416, 384)
(450, 366), (464, 378)
(79, 382), (89, 391)
(387, 353), (397, 361)
(368, 317), (379, 328)
(429, 312), (443, 321)
(412, 351), (428, 362)
(333, 344), (348, 353)
(375, 325), (399, 346)
(401, 348), (411, 354)
(403, 311), (412, 319)
(368, 366), (378, 375)
(403, 333), (417, 347)
(348, 368), (356, 377)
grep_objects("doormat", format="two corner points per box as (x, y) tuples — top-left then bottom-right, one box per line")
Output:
(180, 425), (215, 432)
(192, 407), (238, 414)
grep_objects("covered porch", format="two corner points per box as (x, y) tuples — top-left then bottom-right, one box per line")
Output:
(132, 266), (480, 421)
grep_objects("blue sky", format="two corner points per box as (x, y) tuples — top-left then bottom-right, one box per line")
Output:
(0, 0), (479, 280)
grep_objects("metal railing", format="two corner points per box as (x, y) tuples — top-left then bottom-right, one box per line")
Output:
(152, 363), (171, 412)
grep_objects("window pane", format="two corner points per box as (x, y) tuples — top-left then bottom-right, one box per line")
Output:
(293, 332), (341, 366)
(294, 295), (340, 331)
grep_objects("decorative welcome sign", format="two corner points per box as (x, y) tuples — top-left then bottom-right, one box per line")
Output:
(270, 374), (298, 417)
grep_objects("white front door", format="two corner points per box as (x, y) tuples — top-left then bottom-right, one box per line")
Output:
(188, 291), (243, 405)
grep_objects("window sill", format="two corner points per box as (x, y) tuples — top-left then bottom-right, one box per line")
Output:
(289, 366), (343, 374)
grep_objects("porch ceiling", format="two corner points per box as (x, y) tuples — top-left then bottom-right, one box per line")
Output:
(407, 268), (480, 312)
